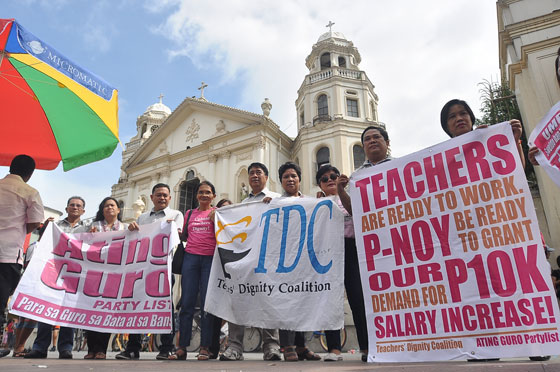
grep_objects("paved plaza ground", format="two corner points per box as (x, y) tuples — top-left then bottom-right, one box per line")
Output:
(2, 351), (560, 371)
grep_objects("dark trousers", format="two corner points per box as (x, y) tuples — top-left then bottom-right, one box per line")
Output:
(279, 330), (305, 348)
(0, 263), (22, 327)
(325, 237), (369, 351)
(86, 331), (111, 353)
(178, 253), (214, 347)
(126, 333), (175, 353)
(33, 323), (73, 352)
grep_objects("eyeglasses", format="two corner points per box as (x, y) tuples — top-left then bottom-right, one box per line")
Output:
(68, 203), (84, 209)
(320, 173), (339, 183)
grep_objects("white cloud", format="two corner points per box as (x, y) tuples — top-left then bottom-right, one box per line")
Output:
(149, 0), (500, 156)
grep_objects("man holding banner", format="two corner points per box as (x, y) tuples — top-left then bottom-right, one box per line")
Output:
(220, 163), (281, 361)
(116, 183), (183, 361)
(336, 125), (392, 362)
(25, 196), (87, 359)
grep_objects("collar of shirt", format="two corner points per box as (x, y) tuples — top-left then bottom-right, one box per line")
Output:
(281, 190), (303, 197)
(362, 155), (393, 168)
(149, 207), (168, 217)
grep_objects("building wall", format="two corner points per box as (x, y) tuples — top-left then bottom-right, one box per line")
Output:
(498, 0), (560, 256)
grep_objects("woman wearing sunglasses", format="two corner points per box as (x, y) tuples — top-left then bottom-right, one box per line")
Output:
(316, 165), (368, 362)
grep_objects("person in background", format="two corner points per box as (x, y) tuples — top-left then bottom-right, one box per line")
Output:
(116, 184), (184, 361)
(220, 162), (282, 362)
(84, 197), (128, 360)
(170, 181), (217, 361)
(0, 155), (44, 358)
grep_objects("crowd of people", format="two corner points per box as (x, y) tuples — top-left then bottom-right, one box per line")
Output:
(0, 94), (556, 363)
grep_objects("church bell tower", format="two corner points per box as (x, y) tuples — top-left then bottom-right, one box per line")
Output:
(293, 23), (384, 194)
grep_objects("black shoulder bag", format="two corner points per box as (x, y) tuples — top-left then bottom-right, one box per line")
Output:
(171, 209), (193, 274)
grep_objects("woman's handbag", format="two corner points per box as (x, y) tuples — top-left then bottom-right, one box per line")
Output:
(171, 242), (185, 274)
(171, 209), (193, 274)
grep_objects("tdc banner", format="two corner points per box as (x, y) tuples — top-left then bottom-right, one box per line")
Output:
(350, 123), (560, 362)
(9, 221), (178, 333)
(205, 197), (344, 331)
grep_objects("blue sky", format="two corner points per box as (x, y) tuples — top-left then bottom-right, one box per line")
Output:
(2, 0), (500, 217)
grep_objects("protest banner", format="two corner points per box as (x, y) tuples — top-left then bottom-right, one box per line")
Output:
(9, 221), (178, 333)
(350, 123), (560, 362)
(528, 100), (560, 187)
(205, 197), (344, 331)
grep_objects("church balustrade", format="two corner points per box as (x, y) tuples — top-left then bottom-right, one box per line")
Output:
(308, 67), (362, 84)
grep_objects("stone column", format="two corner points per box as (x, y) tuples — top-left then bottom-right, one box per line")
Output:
(208, 154), (217, 184)
(254, 137), (265, 163)
(220, 151), (231, 198)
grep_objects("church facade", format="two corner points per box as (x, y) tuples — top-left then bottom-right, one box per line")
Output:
(112, 30), (383, 220)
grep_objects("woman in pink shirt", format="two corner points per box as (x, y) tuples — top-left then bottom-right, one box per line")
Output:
(171, 181), (217, 361)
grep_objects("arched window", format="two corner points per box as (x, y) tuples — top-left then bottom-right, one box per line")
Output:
(179, 170), (200, 214)
(118, 200), (124, 210)
(320, 53), (331, 69)
(353, 144), (365, 170)
(317, 147), (330, 170)
(317, 94), (328, 117)
(140, 123), (147, 137)
(338, 56), (346, 68)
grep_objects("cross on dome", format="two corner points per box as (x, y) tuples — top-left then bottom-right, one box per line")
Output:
(326, 21), (335, 32)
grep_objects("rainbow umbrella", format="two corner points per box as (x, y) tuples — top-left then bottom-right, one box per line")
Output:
(0, 19), (120, 171)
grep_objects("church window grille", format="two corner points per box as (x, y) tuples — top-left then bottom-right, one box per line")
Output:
(317, 147), (330, 170)
(179, 171), (199, 214)
(353, 144), (365, 170)
(320, 53), (331, 69)
(347, 98), (359, 117)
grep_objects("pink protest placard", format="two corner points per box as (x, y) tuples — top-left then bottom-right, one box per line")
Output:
(351, 123), (560, 362)
(9, 221), (178, 333)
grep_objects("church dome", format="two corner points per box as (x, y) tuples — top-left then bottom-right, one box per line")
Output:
(145, 102), (171, 115)
(144, 95), (171, 115)
(317, 31), (347, 43)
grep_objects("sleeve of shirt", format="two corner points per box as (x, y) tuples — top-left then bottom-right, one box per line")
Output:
(26, 191), (44, 224)
(174, 211), (184, 231)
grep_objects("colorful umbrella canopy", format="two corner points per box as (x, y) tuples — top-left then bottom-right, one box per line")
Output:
(0, 19), (120, 171)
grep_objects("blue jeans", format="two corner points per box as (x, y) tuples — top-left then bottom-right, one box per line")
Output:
(32, 323), (74, 352)
(179, 253), (214, 348)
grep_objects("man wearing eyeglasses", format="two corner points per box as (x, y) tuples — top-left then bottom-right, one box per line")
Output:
(220, 162), (282, 361)
(25, 196), (86, 360)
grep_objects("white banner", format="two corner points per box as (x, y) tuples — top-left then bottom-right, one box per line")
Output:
(528, 100), (560, 187)
(9, 221), (178, 333)
(205, 197), (344, 331)
(350, 123), (560, 362)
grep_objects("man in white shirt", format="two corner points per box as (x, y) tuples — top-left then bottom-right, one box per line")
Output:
(25, 196), (86, 359)
(116, 183), (183, 361)
(0, 155), (43, 358)
(220, 162), (281, 361)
